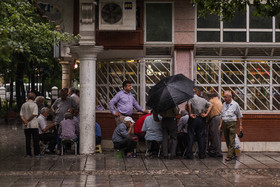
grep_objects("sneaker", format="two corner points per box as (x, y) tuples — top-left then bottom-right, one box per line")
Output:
(25, 154), (32, 158)
(35, 154), (43, 158)
(184, 155), (193, 159)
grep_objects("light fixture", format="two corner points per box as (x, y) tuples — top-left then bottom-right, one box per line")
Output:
(74, 63), (78, 69)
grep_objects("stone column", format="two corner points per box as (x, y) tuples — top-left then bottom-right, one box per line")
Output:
(71, 45), (103, 154)
(60, 61), (74, 89)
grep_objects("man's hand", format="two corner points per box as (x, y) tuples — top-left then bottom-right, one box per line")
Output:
(239, 125), (243, 132)
(190, 114), (196, 119)
(143, 110), (149, 114)
(23, 119), (28, 126)
(130, 122), (135, 128)
(201, 113), (207, 118)
(218, 125), (222, 131)
(114, 112), (120, 117)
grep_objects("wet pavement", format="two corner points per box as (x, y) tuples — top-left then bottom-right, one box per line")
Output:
(1, 120), (280, 186)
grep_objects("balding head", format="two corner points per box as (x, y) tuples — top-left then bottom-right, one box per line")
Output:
(28, 92), (36, 100)
(223, 90), (232, 104)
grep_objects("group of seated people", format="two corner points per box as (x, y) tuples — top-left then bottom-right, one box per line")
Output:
(112, 109), (191, 158)
(37, 107), (102, 155)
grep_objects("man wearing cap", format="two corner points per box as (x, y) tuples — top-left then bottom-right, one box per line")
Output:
(112, 116), (137, 158)
(109, 80), (149, 125)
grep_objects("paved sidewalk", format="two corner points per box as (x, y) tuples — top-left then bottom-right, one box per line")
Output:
(1, 120), (280, 186)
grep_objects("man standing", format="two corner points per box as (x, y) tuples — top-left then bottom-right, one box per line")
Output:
(109, 80), (148, 125)
(51, 89), (78, 126)
(37, 107), (57, 154)
(112, 117), (137, 158)
(219, 91), (243, 161)
(68, 87), (80, 106)
(186, 88), (213, 159)
(20, 92), (40, 157)
(207, 92), (223, 157)
(154, 106), (179, 160)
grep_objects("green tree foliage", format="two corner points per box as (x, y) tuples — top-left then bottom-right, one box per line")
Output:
(192, 0), (280, 20)
(0, 0), (78, 110)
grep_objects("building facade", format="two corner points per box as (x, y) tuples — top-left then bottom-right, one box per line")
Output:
(40, 0), (280, 151)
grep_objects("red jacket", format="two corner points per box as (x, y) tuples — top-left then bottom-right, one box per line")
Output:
(134, 113), (152, 134)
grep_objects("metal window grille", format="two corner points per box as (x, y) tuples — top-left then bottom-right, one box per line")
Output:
(96, 59), (172, 111)
(195, 60), (280, 111)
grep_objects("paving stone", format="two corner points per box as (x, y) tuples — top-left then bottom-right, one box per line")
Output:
(1, 122), (280, 186)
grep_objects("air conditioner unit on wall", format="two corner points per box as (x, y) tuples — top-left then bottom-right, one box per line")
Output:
(99, 0), (136, 30)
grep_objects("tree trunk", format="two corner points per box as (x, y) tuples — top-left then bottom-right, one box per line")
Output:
(9, 77), (13, 109)
(16, 62), (25, 111)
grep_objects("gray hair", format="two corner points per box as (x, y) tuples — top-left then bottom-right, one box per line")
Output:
(181, 110), (188, 116)
(69, 87), (75, 93)
(224, 90), (232, 97)
(41, 107), (49, 114)
(35, 96), (45, 104)
(64, 112), (72, 120)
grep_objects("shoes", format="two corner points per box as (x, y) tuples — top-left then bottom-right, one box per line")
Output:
(45, 150), (55, 155)
(35, 154), (43, 158)
(25, 155), (32, 158)
(163, 156), (168, 159)
(216, 153), (223, 158)
(170, 156), (175, 160)
(208, 152), (216, 157)
(56, 150), (61, 155)
(225, 156), (236, 161)
(184, 155), (193, 159)
(199, 155), (205, 159)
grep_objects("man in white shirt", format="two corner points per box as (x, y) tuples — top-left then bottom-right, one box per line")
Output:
(219, 90), (243, 161)
(20, 92), (40, 157)
(37, 107), (57, 154)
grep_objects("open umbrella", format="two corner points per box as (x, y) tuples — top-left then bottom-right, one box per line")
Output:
(146, 74), (194, 113)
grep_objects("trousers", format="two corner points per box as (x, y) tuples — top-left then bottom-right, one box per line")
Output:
(24, 128), (40, 156)
(186, 116), (206, 158)
(162, 117), (177, 157)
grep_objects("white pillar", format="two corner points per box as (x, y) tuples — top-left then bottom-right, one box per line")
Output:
(71, 45), (103, 154)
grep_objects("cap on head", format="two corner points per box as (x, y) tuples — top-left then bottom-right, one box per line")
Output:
(123, 116), (135, 123)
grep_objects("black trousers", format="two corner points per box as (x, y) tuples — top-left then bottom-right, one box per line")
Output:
(162, 117), (177, 157)
(96, 136), (102, 145)
(39, 133), (57, 152)
(24, 128), (40, 156)
(186, 116), (206, 158)
(113, 137), (137, 153)
(177, 132), (188, 155)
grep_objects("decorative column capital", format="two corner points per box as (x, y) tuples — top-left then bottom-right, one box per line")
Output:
(70, 45), (103, 59)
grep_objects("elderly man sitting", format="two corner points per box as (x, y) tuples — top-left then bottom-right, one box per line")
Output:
(112, 116), (137, 158)
(177, 110), (189, 156)
(141, 114), (163, 156)
(37, 107), (57, 154)
(56, 112), (79, 155)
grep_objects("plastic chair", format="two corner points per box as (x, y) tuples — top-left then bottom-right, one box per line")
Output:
(96, 144), (102, 153)
(145, 140), (162, 157)
(61, 139), (78, 156)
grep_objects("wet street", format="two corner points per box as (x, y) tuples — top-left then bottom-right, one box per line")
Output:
(1, 120), (280, 186)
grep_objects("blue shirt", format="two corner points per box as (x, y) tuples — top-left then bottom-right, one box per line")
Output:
(141, 115), (163, 142)
(109, 90), (144, 116)
(112, 123), (129, 143)
(178, 114), (189, 134)
(96, 122), (102, 137)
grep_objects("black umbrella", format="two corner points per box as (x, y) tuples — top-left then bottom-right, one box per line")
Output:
(146, 74), (194, 113)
